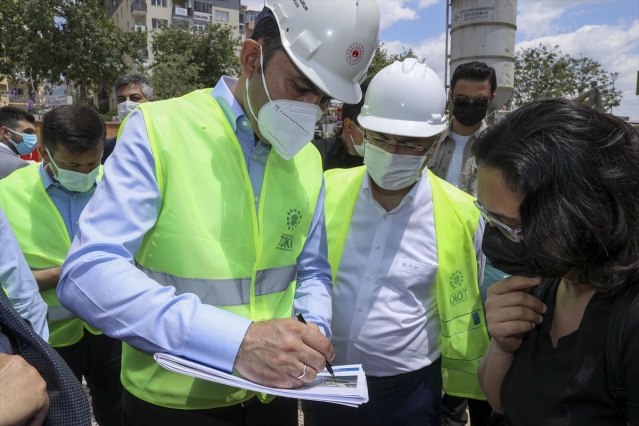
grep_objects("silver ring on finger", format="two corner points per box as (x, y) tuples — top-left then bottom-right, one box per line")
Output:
(296, 364), (308, 379)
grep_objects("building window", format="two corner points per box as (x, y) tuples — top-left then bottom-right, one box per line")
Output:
(152, 18), (168, 29)
(193, 1), (212, 15)
(193, 22), (206, 32)
(151, 0), (166, 6)
(215, 10), (229, 22)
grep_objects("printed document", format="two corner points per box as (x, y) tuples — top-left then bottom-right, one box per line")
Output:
(154, 353), (369, 407)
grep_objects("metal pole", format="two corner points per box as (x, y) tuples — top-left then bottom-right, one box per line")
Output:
(610, 72), (619, 114)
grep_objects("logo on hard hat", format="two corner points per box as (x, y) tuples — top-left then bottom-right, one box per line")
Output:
(345, 43), (365, 65)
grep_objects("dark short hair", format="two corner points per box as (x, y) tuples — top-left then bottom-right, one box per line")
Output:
(251, 8), (284, 72)
(43, 105), (106, 154)
(475, 98), (639, 291)
(451, 61), (497, 95)
(0, 106), (35, 129)
(342, 79), (370, 125)
(113, 73), (154, 100)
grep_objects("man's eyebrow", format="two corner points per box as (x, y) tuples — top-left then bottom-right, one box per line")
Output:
(292, 73), (329, 99)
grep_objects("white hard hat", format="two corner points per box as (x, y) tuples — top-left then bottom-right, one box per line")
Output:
(358, 58), (447, 137)
(264, 0), (380, 104)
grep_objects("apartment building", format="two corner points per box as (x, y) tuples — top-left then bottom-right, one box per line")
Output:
(105, 0), (242, 64)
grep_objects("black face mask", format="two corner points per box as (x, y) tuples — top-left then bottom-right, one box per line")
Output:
(453, 104), (487, 127)
(482, 225), (570, 279)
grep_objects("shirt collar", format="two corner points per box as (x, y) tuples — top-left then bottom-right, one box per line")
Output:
(37, 161), (57, 189)
(442, 118), (487, 140)
(211, 76), (249, 133)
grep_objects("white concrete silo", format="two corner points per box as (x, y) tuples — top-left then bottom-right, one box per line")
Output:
(446, 0), (517, 115)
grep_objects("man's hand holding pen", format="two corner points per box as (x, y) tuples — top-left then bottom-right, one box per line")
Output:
(233, 317), (335, 388)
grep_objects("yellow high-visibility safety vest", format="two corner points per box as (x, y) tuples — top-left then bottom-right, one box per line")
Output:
(324, 166), (489, 400)
(123, 89), (323, 409)
(0, 163), (103, 347)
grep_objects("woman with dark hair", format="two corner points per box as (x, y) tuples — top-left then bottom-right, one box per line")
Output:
(475, 98), (639, 425)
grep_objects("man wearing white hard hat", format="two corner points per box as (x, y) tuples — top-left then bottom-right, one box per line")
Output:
(56, 1), (380, 424)
(316, 58), (488, 425)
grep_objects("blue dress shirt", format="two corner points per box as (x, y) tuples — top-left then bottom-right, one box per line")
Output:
(58, 77), (332, 374)
(0, 207), (49, 342)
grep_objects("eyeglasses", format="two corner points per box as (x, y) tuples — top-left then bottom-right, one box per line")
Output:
(365, 133), (438, 156)
(473, 199), (523, 243)
(452, 94), (492, 109)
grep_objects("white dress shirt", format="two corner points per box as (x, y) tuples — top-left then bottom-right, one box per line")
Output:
(331, 172), (484, 377)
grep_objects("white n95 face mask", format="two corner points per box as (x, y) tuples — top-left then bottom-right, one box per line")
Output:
(364, 141), (427, 190)
(245, 46), (322, 161)
(117, 101), (140, 122)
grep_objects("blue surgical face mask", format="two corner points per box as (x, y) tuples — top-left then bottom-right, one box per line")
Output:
(7, 128), (38, 155)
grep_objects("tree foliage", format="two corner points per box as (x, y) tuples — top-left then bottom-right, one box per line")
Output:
(0, 0), (144, 104)
(367, 41), (418, 80)
(150, 22), (241, 100)
(514, 44), (621, 112)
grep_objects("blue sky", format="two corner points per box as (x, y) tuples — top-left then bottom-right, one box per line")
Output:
(243, 0), (639, 121)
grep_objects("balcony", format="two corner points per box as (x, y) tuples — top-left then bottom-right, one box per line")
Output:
(131, 1), (147, 16)
(173, 5), (191, 17)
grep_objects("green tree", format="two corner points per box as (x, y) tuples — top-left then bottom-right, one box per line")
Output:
(150, 22), (241, 99)
(367, 41), (418, 79)
(0, 0), (144, 104)
(0, 0), (64, 94)
(59, 0), (145, 104)
(514, 44), (621, 111)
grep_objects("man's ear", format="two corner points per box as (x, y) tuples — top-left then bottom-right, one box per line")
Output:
(342, 117), (353, 134)
(0, 126), (9, 140)
(240, 39), (262, 79)
(37, 143), (50, 162)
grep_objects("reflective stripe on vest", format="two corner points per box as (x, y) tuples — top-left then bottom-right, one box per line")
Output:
(324, 166), (489, 400)
(137, 264), (297, 306)
(0, 163), (102, 346)
(48, 305), (77, 322)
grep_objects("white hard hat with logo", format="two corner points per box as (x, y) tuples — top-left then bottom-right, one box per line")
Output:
(358, 58), (448, 137)
(263, 0), (380, 104)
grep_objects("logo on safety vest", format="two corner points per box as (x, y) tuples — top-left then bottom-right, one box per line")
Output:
(449, 270), (468, 306)
(287, 209), (302, 231)
(276, 233), (294, 251)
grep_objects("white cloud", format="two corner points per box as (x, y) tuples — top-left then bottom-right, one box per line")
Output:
(378, 1), (419, 30)
(241, 0), (265, 11)
(517, 0), (599, 39)
(381, 32), (449, 83)
(517, 19), (639, 120)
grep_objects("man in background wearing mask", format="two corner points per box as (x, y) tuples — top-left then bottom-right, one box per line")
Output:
(429, 61), (495, 197)
(56, 1), (380, 424)
(102, 73), (154, 164)
(429, 61), (501, 426)
(312, 80), (368, 170)
(315, 58), (488, 426)
(0, 106), (38, 179)
(0, 104), (123, 426)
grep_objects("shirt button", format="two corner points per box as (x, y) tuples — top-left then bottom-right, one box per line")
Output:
(254, 195), (259, 203)
(375, 245), (380, 250)
(383, 215), (388, 221)
(367, 275), (372, 280)
(242, 121), (248, 127)
(357, 307), (362, 312)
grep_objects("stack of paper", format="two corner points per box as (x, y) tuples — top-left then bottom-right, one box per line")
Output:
(154, 353), (369, 407)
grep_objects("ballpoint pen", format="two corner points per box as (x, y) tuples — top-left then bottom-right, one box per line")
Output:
(295, 312), (337, 380)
